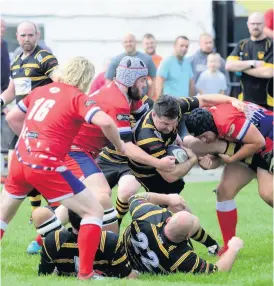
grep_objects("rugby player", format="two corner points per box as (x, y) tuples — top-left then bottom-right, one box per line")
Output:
(0, 57), (125, 280)
(0, 21), (59, 216)
(123, 193), (244, 274)
(185, 102), (273, 254)
(32, 207), (136, 278)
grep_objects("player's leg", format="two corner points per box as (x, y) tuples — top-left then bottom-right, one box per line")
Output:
(257, 167), (273, 207)
(31, 168), (104, 280)
(189, 214), (219, 255)
(116, 172), (141, 226)
(0, 155), (33, 239)
(216, 163), (255, 253)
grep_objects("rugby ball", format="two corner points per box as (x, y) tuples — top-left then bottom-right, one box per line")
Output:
(167, 145), (189, 164)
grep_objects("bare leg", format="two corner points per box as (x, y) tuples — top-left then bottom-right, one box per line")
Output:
(257, 167), (273, 207)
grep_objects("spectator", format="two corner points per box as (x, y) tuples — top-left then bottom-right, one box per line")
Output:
(12, 24), (52, 61)
(105, 33), (156, 98)
(1, 18), (10, 93)
(264, 8), (273, 39)
(156, 36), (194, 138)
(156, 36), (194, 99)
(189, 33), (231, 95)
(226, 12), (273, 110)
(143, 33), (162, 100)
(142, 33), (162, 68)
(196, 53), (227, 94)
(89, 58), (111, 94)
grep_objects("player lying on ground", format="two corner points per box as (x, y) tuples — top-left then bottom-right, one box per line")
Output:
(0, 57), (125, 280)
(184, 102), (273, 255)
(32, 206), (137, 278)
(123, 193), (244, 274)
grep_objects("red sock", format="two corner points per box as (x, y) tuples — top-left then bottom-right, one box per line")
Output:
(36, 234), (43, 246)
(216, 200), (237, 247)
(78, 218), (102, 277)
(0, 220), (8, 240)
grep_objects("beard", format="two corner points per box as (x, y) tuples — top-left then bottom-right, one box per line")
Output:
(128, 86), (142, 101)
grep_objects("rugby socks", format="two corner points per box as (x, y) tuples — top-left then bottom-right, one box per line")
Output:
(216, 200), (237, 248)
(191, 226), (217, 247)
(0, 220), (8, 240)
(28, 189), (42, 212)
(78, 217), (102, 278)
(115, 198), (129, 226)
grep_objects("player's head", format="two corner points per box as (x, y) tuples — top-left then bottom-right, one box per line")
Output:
(152, 95), (181, 134)
(247, 12), (265, 39)
(123, 33), (137, 55)
(16, 21), (38, 52)
(68, 209), (81, 233)
(165, 211), (195, 242)
(207, 53), (221, 71)
(174, 36), (189, 58)
(143, 33), (156, 55)
(60, 57), (95, 93)
(115, 56), (148, 100)
(32, 207), (63, 237)
(199, 33), (214, 54)
(185, 108), (218, 143)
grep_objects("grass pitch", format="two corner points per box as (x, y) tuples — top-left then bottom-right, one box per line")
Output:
(1, 180), (273, 286)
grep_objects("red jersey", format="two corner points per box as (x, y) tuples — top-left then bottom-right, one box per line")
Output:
(72, 81), (147, 158)
(208, 102), (273, 143)
(17, 82), (101, 169)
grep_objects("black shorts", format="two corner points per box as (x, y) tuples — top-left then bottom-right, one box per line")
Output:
(137, 172), (185, 194)
(96, 156), (132, 189)
(248, 152), (273, 174)
(9, 135), (18, 150)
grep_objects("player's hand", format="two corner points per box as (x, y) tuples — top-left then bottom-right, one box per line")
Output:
(218, 154), (233, 164)
(167, 194), (188, 213)
(198, 155), (213, 170)
(230, 98), (246, 113)
(227, 237), (244, 252)
(157, 156), (176, 172)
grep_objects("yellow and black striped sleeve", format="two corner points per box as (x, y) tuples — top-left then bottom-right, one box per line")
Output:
(129, 194), (167, 221)
(227, 42), (242, 61)
(170, 247), (218, 274)
(35, 49), (58, 76)
(264, 39), (273, 67)
(178, 97), (200, 114)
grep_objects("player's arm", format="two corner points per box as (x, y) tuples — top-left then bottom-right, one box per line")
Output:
(225, 43), (252, 72)
(157, 148), (198, 183)
(91, 111), (125, 154)
(243, 63), (273, 78)
(189, 79), (195, 97)
(6, 102), (27, 135)
(0, 80), (16, 106)
(219, 123), (265, 164)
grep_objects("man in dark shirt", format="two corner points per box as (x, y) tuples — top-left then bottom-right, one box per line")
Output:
(226, 12), (273, 110)
(1, 19), (10, 93)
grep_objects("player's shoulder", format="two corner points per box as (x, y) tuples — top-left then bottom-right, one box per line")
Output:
(34, 45), (56, 62)
(238, 38), (251, 50)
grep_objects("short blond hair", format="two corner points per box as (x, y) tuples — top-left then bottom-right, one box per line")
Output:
(58, 57), (95, 93)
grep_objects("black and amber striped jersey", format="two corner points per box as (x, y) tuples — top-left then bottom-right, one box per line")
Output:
(11, 45), (58, 102)
(98, 94), (152, 164)
(178, 96), (200, 114)
(123, 195), (218, 275)
(38, 228), (132, 278)
(129, 110), (177, 178)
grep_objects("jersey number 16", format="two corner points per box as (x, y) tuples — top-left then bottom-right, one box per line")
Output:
(27, 98), (56, 122)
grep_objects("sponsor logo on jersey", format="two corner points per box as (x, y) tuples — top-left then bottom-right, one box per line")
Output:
(26, 131), (39, 139)
(50, 87), (60, 93)
(154, 130), (162, 140)
(149, 143), (162, 151)
(117, 114), (130, 121)
(85, 99), (96, 106)
(227, 124), (235, 137)
(37, 54), (43, 62)
(24, 68), (31, 76)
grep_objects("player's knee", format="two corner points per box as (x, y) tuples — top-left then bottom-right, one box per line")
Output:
(191, 215), (201, 232)
(216, 182), (236, 201)
(259, 188), (273, 207)
(118, 185), (138, 202)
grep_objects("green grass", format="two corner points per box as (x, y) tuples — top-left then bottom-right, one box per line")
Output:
(1, 180), (273, 286)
